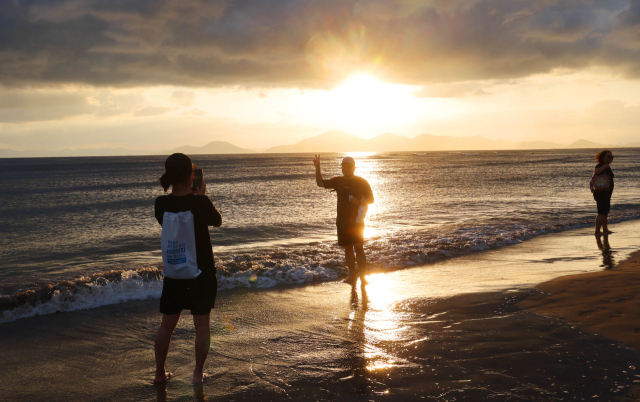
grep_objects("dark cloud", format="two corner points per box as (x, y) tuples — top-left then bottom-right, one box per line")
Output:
(617, 0), (640, 27)
(1, 0), (639, 88)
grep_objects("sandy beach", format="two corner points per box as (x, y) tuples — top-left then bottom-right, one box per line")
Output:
(521, 247), (640, 400)
(2, 222), (640, 401)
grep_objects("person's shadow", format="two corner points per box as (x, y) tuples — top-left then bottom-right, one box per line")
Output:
(596, 234), (615, 270)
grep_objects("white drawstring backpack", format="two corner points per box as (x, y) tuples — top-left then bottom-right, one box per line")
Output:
(161, 211), (201, 279)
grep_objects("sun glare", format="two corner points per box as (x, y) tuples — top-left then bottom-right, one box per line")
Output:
(337, 73), (386, 99)
(310, 73), (423, 133)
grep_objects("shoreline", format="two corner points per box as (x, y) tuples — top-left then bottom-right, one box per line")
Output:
(5, 216), (640, 326)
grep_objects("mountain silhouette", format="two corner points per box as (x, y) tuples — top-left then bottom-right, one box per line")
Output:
(265, 130), (640, 153)
(2, 133), (637, 159)
(265, 130), (564, 153)
(156, 141), (254, 155)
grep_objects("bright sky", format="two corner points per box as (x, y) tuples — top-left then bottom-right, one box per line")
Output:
(1, 0), (640, 152)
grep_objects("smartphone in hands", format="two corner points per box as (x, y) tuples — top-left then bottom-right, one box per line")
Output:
(192, 169), (203, 191)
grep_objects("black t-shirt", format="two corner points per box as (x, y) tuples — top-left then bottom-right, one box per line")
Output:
(595, 163), (614, 196)
(155, 194), (222, 274)
(323, 175), (374, 226)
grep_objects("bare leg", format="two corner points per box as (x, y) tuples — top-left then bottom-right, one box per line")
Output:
(595, 214), (604, 236)
(354, 243), (368, 285)
(192, 313), (211, 383)
(602, 214), (613, 234)
(155, 313), (181, 383)
(344, 245), (357, 282)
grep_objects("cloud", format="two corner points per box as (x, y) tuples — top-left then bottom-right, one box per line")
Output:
(0, 0), (639, 88)
(0, 90), (94, 122)
(0, 111), (320, 151)
(414, 97), (640, 145)
(134, 106), (171, 117)
(0, 87), (170, 122)
(413, 83), (490, 98)
(182, 108), (206, 116)
(583, 99), (640, 130)
(170, 90), (196, 106)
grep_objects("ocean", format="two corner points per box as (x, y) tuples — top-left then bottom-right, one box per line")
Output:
(1, 149), (640, 323)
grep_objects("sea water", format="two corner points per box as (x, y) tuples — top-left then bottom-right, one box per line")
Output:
(1, 149), (639, 322)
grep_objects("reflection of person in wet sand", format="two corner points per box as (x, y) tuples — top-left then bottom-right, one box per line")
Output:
(592, 150), (615, 237)
(347, 285), (369, 395)
(314, 155), (374, 284)
(155, 381), (209, 402)
(596, 234), (614, 270)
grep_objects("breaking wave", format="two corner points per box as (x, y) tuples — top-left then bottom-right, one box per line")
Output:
(2, 212), (639, 324)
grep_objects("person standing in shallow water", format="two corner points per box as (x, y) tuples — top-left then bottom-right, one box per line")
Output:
(593, 149), (615, 237)
(314, 155), (374, 285)
(153, 153), (222, 384)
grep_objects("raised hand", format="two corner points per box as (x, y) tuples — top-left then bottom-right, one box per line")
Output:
(313, 154), (321, 169)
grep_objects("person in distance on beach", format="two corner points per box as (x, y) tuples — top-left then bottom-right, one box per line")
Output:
(313, 155), (374, 285)
(593, 149), (615, 237)
(154, 153), (222, 384)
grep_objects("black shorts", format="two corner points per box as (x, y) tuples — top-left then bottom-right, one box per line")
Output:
(160, 270), (217, 315)
(337, 224), (364, 247)
(594, 193), (611, 215)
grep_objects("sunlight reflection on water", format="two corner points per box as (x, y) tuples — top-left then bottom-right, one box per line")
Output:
(358, 273), (414, 371)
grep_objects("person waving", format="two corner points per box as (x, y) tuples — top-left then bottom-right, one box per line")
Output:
(314, 155), (374, 285)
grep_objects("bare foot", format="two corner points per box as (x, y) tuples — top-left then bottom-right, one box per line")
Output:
(193, 372), (210, 384)
(154, 371), (172, 384)
(605, 230), (614, 234)
(343, 275), (357, 284)
(595, 231), (603, 237)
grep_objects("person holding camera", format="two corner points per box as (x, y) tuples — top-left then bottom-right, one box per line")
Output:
(153, 153), (222, 384)
(313, 155), (374, 285)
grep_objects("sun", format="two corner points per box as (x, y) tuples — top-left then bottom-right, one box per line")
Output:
(333, 73), (411, 116)
(308, 73), (423, 134)
(336, 73), (388, 100)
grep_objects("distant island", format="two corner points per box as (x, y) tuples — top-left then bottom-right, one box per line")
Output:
(1, 132), (639, 158)
(155, 141), (254, 155)
(265, 130), (640, 153)
(0, 140), (254, 158)
(0, 147), (144, 158)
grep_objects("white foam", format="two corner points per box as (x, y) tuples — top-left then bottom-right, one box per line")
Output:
(3, 214), (640, 324)
(0, 270), (163, 324)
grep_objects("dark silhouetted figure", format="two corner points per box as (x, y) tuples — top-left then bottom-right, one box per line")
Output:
(592, 150), (614, 237)
(314, 155), (374, 285)
(154, 153), (222, 385)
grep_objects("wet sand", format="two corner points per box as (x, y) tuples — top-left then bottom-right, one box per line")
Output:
(2, 223), (640, 401)
(521, 247), (640, 352)
(2, 286), (639, 401)
(521, 246), (640, 400)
